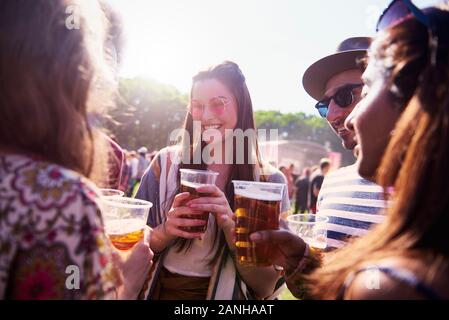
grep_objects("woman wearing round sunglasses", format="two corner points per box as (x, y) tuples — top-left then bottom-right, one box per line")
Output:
(135, 61), (289, 300)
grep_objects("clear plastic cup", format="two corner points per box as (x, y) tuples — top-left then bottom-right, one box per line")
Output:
(287, 214), (329, 250)
(179, 169), (219, 233)
(99, 196), (152, 250)
(232, 180), (285, 266)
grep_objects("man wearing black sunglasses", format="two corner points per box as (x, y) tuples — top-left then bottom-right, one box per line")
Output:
(300, 37), (387, 250)
(303, 37), (368, 149)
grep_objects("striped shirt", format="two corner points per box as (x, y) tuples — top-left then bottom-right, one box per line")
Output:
(316, 164), (388, 250)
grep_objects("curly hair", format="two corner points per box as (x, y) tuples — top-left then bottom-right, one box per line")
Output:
(307, 7), (449, 299)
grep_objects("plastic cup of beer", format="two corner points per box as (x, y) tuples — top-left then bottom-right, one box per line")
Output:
(179, 169), (219, 233)
(100, 188), (125, 197)
(286, 214), (329, 250)
(100, 196), (152, 251)
(232, 180), (285, 267)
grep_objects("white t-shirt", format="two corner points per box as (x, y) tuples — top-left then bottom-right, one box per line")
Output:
(163, 214), (219, 277)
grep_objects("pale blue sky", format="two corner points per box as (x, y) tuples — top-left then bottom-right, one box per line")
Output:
(108, 0), (436, 114)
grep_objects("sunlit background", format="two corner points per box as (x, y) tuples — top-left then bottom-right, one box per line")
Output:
(107, 0), (435, 114)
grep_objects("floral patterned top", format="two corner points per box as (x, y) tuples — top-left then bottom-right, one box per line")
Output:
(0, 154), (120, 299)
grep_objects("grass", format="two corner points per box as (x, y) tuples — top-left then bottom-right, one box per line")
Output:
(279, 287), (299, 300)
(131, 182), (140, 197)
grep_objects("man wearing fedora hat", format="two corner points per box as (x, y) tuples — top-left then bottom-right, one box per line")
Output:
(301, 37), (387, 250)
(303, 37), (370, 150)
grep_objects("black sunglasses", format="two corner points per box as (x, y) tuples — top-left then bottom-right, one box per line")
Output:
(376, 0), (438, 65)
(315, 83), (363, 118)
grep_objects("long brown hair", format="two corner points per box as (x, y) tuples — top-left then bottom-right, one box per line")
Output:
(172, 61), (266, 263)
(308, 7), (449, 299)
(0, 0), (115, 181)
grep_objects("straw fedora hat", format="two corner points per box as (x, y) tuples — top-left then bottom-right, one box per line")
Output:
(302, 37), (372, 101)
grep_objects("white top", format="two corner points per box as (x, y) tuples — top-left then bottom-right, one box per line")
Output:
(163, 214), (219, 277)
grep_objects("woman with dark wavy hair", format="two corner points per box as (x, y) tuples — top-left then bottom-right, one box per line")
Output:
(250, 2), (449, 300)
(0, 0), (152, 299)
(136, 61), (289, 300)
(316, 2), (449, 300)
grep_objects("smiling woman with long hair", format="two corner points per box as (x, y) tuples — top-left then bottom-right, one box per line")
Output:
(136, 61), (289, 300)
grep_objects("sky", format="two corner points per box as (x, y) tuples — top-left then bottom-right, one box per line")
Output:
(107, 0), (437, 114)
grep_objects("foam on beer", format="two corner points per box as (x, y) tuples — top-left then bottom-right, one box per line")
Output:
(180, 180), (209, 189)
(105, 218), (143, 235)
(234, 186), (282, 202)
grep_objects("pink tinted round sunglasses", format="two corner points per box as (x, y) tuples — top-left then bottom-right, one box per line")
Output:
(187, 96), (232, 116)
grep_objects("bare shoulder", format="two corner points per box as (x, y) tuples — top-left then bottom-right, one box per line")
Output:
(344, 267), (424, 300)
(344, 257), (449, 300)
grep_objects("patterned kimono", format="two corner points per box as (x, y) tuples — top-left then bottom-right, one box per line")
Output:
(0, 154), (120, 299)
(135, 146), (289, 300)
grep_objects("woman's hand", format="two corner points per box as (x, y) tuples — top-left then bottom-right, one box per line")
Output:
(186, 185), (235, 232)
(164, 192), (208, 240)
(112, 225), (154, 299)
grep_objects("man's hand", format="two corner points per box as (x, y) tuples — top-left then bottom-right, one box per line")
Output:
(250, 228), (307, 273)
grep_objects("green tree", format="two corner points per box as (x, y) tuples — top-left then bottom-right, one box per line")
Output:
(254, 110), (354, 166)
(108, 77), (188, 152)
